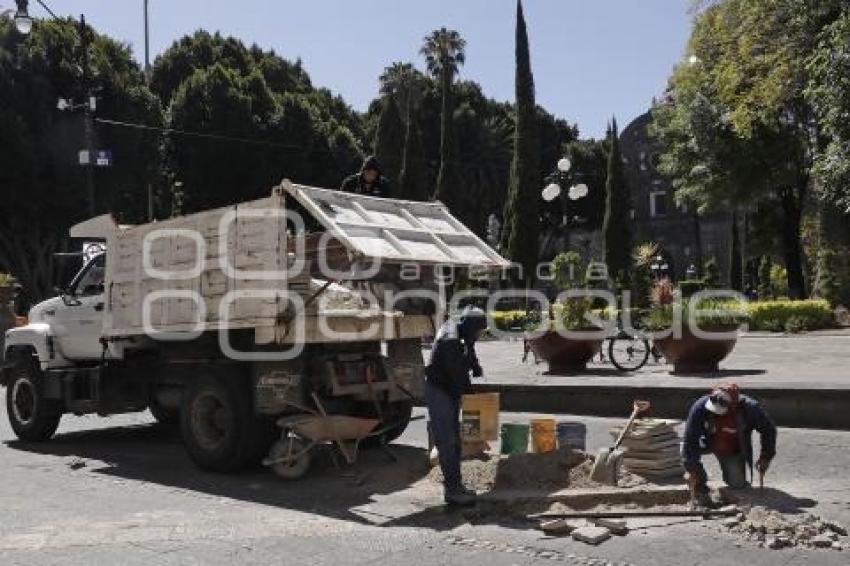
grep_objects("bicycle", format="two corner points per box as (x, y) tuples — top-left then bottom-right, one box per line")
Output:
(601, 313), (663, 372)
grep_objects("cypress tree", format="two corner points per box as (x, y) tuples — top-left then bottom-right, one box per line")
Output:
(501, 0), (540, 282)
(602, 118), (632, 284)
(374, 96), (405, 193)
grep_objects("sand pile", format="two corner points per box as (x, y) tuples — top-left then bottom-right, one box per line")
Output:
(428, 448), (648, 492)
(724, 506), (847, 550)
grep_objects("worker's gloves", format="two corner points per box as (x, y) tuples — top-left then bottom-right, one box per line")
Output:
(471, 363), (483, 378)
(756, 456), (771, 474)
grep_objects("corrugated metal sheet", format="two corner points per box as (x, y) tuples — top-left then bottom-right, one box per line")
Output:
(284, 182), (510, 268)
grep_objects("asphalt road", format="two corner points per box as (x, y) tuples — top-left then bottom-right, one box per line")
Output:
(1, 391), (849, 565)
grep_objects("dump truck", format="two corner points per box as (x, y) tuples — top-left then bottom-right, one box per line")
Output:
(1, 181), (509, 478)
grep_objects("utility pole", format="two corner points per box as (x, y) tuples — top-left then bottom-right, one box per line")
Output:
(144, 0), (154, 221)
(79, 14), (96, 218)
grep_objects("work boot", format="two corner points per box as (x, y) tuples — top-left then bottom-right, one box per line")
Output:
(445, 487), (477, 507)
(690, 490), (719, 510)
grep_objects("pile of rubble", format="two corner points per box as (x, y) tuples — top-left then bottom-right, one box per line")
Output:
(428, 448), (647, 492)
(723, 506), (847, 551)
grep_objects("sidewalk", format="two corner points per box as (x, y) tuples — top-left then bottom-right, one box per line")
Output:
(462, 334), (850, 429)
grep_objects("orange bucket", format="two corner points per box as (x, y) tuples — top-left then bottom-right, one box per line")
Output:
(530, 417), (556, 453)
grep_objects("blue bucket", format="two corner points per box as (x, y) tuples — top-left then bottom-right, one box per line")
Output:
(556, 421), (587, 451)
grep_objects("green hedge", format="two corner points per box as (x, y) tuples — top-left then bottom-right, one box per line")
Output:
(747, 300), (835, 333)
(490, 310), (532, 331)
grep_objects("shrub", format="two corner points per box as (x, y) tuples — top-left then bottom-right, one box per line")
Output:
(747, 299), (834, 332)
(770, 265), (789, 298)
(552, 251), (584, 290)
(489, 310), (531, 331)
(0, 273), (16, 286)
(645, 296), (749, 331)
(678, 279), (705, 298)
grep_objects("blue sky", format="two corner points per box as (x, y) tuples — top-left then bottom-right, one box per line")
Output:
(22, 1), (694, 139)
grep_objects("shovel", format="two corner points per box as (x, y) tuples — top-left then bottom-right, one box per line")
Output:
(589, 400), (651, 486)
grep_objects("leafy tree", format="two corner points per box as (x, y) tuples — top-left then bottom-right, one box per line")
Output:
(373, 95), (404, 191)
(602, 118), (631, 285)
(501, 1), (540, 282)
(421, 27), (466, 208)
(0, 17), (161, 305)
(807, 8), (850, 212)
(758, 256), (773, 299)
(651, 0), (849, 298)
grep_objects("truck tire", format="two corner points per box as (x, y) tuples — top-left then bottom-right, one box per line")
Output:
(180, 373), (265, 472)
(5, 353), (62, 442)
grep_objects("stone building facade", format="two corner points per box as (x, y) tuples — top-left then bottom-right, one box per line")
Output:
(619, 112), (733, 282)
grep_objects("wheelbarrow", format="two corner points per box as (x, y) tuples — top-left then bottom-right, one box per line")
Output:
(263, 414), (381, 480)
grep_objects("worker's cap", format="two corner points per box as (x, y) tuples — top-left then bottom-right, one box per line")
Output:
(459, 306), (488, 338)
(705, 382), (740, 415)
(705, 391), (732, 415)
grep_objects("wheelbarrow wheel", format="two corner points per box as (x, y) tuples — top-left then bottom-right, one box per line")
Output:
(268, 437), (311, 480)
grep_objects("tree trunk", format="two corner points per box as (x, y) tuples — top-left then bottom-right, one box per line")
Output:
(780, 187), (806, 299)
(434, 69), (454, 206)
(729, 210), (743, 291)
(692, 211), (703, 277)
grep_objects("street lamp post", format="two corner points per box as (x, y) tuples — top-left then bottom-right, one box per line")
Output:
(78, 14), (96, 218)
(541, 157), (589, 229)
(12, 0), (98, 217)
(144, 0), (154, 221)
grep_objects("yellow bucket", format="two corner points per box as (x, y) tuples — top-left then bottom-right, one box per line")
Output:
(530, 417), (557, 453)
(462, 393), (500, 441)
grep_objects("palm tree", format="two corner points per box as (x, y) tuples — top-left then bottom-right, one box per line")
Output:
(379, 61), (427, 123)
(421, 28), (466, 206)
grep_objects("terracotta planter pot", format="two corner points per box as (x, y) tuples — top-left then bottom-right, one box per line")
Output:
(526, 330), (604, 374)
(653, 325), (739, 374)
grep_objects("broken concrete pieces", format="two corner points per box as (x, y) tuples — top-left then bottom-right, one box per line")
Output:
(571, 526), (612, 545)
(825, 520), (848, 537)
(812, 534), (835, 548)
(539, 519), (579, 536)
(590, 518), (628, 536)
(766, 536), (792, 549)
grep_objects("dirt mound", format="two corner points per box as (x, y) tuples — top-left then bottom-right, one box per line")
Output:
(428, 448), (648, 492)
(724, 506), (847, 550)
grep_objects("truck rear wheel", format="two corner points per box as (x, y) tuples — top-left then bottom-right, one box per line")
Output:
(180, 373), (265, 472)
(5, 353), (61, 442)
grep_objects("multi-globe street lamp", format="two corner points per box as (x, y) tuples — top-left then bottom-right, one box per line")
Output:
(541, 157), (589, 228)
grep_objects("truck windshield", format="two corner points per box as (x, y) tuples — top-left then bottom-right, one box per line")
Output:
(71, 254), (106, 297)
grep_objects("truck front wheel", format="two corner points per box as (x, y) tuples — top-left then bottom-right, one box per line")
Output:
(5, 353), (61, 442)
(180, 373), (264, 472)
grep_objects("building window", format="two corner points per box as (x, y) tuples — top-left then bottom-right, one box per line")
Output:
(650, 191), (668, 218)
(650, 153), (662, 171)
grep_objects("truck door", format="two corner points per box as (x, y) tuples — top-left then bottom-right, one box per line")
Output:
(53, 254), (107, 360)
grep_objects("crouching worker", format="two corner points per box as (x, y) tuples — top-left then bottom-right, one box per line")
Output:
(425, 307), (487, 507)
(682, 382), (777, 507)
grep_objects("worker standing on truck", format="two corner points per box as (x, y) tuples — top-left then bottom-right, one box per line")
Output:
(425, 306), (487, 507)
(340, 155), (390, 197)
(681, 382), (777, 508)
